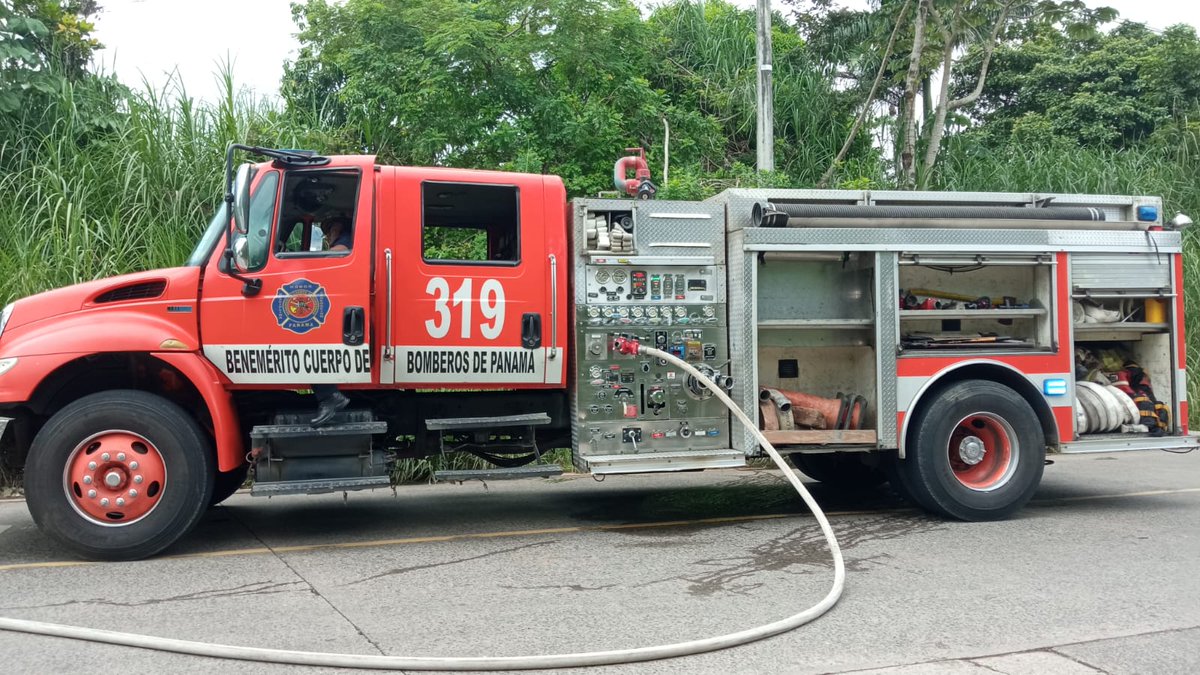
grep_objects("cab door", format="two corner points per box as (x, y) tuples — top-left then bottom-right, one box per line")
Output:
(200, 157), (375, 386)
(387, 170), (560, 388)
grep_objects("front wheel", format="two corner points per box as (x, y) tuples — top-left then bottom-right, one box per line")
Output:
(899, 380), (1045, 521)
(25, 390), (214, 560)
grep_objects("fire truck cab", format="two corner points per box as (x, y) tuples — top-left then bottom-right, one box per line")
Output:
(0, 147), (1193, 560)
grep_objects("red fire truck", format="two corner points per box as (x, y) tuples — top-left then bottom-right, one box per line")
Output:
(0, 145), (1193, 560)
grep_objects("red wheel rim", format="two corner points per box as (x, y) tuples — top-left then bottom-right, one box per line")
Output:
(947, 413), (1018, 492)
(63, 431), (167, 526)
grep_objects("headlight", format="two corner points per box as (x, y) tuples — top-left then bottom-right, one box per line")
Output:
(0, 304), (11, 339)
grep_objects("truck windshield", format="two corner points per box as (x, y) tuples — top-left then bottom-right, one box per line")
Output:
(186, 205), (228, 267)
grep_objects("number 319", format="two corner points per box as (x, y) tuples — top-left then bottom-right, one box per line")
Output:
(424, 277), (505, 340)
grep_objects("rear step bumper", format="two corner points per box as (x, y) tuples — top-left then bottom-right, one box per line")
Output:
(1059, 433), (1200, 454)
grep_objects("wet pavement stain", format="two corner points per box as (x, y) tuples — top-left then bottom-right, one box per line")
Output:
(0, 580), (307, 611)
(345, 540), (556, 586)
(568, 470), (906, 526)
(634, 515), (945, 597)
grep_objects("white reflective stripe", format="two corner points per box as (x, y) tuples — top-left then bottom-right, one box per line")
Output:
(203, 344), (372, 384)
(896, 376), (927, 413)
(1178, 369), (1188, 402)
(393, 346), (546, 384)
(544, 351), (564, 385)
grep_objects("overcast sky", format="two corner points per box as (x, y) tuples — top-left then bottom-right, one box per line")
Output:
(92, 0), (1200, 103)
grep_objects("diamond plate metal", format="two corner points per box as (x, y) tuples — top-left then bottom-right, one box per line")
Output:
(875, 252), (898, 447)
(726, 229), (759, 455)
(741, 227), (1181, 254)
(710, 188), (1166, 227)
(634, 201), (725, 263)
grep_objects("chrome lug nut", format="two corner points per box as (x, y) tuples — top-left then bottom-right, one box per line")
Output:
(116, 498), (125, 507)
(87, 489), (97, 499)
(87, 461), (97, 471)
(100, 498), (109, 507)
(117, 453), (126, 461)
(101, 453), (110, 461)
(129, 461), (139, 470)
(128, 489), (138, 498)
(82, 476), (92, 485)
(133, 475), (143, 484)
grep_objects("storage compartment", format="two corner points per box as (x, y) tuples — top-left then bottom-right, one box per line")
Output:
(898, 253), (1054, 353)
(1072, 334), (1175, 439)
(754, 254), (878, 443)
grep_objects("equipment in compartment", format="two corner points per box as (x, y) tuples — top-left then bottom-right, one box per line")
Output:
(1074, 346), (1170, 436)
(758, 388), (867, 432)
(585, 211), (634, 253)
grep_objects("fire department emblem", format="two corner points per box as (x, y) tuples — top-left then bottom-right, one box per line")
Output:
(272, 278), (330, 335)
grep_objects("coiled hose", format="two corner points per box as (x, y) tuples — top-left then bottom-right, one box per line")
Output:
(0, 339), (844, 670)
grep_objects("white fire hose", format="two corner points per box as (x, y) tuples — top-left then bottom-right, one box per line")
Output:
(0, 338), (845, 670)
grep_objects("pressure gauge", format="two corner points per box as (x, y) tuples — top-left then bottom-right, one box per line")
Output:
(702, 305), (715, 318)
(675, 306), (687, 318)
(611, 270), (628, 284)
(646, 306), (659, 318)
(594, 269), (610, 284)
(587, 306), (601, 318)
(631, 306), (644, 318)
(603, 307), (617, 318)
(617, 306), (629, 318)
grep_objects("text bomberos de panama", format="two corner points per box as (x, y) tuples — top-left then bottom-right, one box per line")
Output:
(406, 348), (536, 375)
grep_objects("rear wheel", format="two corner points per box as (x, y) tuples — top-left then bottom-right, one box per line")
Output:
(25, 390), (214, 560)
(790, 453), (887, 490)
(900, 380), (1045, 521)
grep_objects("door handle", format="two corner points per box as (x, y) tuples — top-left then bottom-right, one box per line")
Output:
(521, 313), (542, 349)
(343, 306), (365, 346)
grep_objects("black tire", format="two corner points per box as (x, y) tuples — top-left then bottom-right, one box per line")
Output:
(209, 463), (249, 507)
(25, 390), (215, 560)
(790, 453), (888, 490)
(900, 380), (1045, 521)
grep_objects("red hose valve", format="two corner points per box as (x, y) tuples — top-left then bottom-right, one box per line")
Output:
(612, 336), (641, 355)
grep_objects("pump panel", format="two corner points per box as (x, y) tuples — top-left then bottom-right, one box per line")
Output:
(571, 200), (733, 470)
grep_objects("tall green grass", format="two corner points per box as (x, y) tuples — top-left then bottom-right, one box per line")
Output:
(0, 68), (324, 304)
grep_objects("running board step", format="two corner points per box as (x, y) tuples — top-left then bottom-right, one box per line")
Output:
(251, 475), (390, 496)
(585, 449), (745, 475)
(251, 420), (388, 439)
(425, 412), (551, 431)
(433, 465), (563, 482)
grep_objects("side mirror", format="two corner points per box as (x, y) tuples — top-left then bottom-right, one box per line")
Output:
(232, 236), (250, 273)
(231, 163), (254, 234)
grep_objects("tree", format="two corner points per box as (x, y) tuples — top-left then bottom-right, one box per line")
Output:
(0, 0), (101, 114)
(951, 21), (1200, 149)
(284, 0), (667, 194)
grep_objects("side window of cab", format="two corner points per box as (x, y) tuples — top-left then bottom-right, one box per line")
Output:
(275, 171), (361, 258)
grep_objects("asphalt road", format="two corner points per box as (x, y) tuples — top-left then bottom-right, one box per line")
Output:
(0, 451), (1198, 674)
